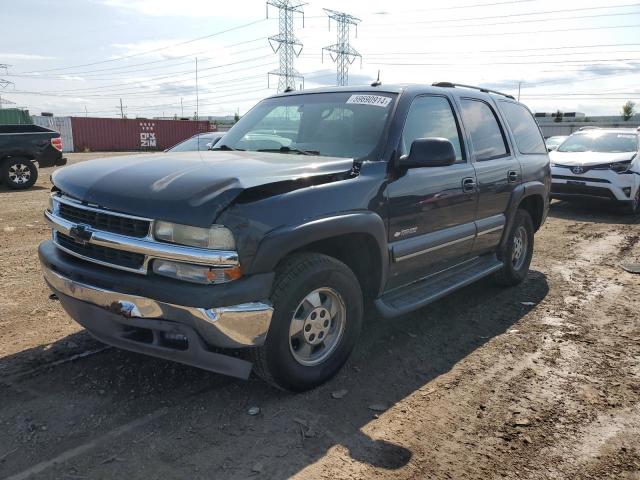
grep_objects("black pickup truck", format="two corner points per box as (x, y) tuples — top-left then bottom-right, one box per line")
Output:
(0, 124), (66, 189)
(39, 83), (550, 391)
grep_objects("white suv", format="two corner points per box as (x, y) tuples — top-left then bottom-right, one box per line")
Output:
(549, 128), (640, 213)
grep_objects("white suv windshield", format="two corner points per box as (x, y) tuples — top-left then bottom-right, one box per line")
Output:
(557, 132), (638, 153)
(216, 92), (396, 159)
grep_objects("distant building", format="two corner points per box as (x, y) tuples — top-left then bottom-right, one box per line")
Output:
(534, 112), (639, 137)
(534, 112), (585, 120)
(153, 115), (236, 124)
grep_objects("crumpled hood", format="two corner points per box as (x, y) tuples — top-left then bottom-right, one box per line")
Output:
(549, 150), (637, 166)
(52, 150), (355, 226)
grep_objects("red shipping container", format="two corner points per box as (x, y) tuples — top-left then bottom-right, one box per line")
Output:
(70, 117), (213, 152)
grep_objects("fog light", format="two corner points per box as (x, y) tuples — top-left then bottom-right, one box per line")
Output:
(152, 259), (241, 284)
(623, 187), (632, 197)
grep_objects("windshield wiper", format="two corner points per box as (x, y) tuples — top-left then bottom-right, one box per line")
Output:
(213, 144), (244, 151)
(256, 146), (320, 156)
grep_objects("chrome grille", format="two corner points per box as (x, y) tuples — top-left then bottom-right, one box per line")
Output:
(56, 232), (146, 271)
(58, 201), (150, 238)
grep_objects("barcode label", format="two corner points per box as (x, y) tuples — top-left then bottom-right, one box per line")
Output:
(346, 94), (392, 108)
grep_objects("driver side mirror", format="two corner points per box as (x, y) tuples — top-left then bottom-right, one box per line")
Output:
(399, 138), (456, 168)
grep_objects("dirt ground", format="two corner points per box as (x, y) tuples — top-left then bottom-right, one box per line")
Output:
(1, 152), (639, 480)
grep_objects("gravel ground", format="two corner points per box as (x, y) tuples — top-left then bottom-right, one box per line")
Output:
(0, 152), (639, 479)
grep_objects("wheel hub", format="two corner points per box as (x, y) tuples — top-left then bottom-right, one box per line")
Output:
(302, 307), (331, 345)
(8, 164), (31, 184)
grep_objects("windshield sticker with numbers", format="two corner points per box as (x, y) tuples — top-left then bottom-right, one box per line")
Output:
(346, 94), (392, 108)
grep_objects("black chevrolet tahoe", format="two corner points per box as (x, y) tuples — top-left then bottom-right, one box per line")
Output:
(39, 83), (550, 391)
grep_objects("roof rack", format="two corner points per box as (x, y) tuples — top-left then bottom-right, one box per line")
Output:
(432, 82), (515, 100)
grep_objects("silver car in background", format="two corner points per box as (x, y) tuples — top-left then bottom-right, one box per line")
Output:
(545, 135), (568, 151)
(167, 132), (225, 152)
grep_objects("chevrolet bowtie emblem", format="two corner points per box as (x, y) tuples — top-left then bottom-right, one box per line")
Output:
(68, 224), (93, 244)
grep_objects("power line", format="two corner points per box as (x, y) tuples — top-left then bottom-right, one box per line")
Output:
(17, 19), (271, 75)
(322, 9), (361, 86)
(365, 23), (640, 39)
(25, 56), (277, 94)
(364, 11), (640, 30)
(390, 0), (538, 14)
(10, 42), (272, 80)
(364, 57), (640, 66)
(355, 43), (640, 56)
(363, 3), (640, 27)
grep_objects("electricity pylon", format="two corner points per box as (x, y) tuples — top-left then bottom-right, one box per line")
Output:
(266, 0), (306, 92)
(322, 9), (361, 86)
(0, 64), (14, 90)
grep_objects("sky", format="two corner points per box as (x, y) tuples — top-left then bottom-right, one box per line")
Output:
(1, 0), (640, 118)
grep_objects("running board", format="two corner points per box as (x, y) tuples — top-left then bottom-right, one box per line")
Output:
(375, 255), (504, 318)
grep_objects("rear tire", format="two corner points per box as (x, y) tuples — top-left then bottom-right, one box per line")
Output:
(494, 209), (534, 286)
(251, 253), (363, 392)
(2, 158), (38, 189)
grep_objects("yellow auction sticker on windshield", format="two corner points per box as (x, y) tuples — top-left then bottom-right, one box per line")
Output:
(346, 94), (392, 108)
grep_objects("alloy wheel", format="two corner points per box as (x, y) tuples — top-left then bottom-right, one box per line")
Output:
(288, 287), (346, 366)
(8, 163), (31, 185)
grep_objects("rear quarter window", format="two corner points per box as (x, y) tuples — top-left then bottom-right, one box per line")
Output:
(459, 98), (509, 161)
(499, 101), (547, 154)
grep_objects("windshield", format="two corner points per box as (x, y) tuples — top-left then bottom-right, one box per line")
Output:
(215, 92), (397, 159)
(169, 134), (220, 152)
(557, 132), (638, 153)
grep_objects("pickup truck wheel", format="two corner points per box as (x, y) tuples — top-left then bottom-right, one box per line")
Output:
(494, 209), (534, 287)
(251, 253), (363, 392)
(3, 158), (38, 189)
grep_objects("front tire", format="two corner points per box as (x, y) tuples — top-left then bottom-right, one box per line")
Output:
(494, 209), (534, 286)
(251, 253), (363, 392)
(2, 158), (38, 189)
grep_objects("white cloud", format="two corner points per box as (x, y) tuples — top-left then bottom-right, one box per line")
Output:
(0, 53), (56, 60)
(101, 0), (264, 18)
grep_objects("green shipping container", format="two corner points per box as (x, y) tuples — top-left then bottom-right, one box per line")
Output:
(0, 108), (32, 125)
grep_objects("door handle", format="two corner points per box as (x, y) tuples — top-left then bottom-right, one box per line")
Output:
(507, 170), (519, 183)
(462, 177), (476, 193)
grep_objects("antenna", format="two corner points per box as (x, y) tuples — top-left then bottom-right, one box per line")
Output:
(322, 9), (361, 86)
(267, 0), (306, 92)
(371, 70), (381, 87)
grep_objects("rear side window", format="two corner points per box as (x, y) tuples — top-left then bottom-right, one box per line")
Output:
(460, 99), (508, 161)
(499, 101), (546, 154)
(401, 95), (465, 162)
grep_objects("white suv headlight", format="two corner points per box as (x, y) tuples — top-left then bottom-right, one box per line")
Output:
(154, 221), (236, 250)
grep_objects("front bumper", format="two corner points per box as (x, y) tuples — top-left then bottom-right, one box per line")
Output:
(39, 241), (274, 378)
(551, 166), (637, 202)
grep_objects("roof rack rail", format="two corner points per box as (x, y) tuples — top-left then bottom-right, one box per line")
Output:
(432, 82), (515, 100)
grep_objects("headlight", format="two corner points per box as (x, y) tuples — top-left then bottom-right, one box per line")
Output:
(47, 193), (59, 213)
(153, 221), (235, 250)
(609, 160), (632, 173)
(153, 259), (241, 284)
